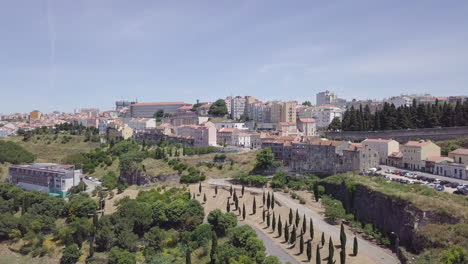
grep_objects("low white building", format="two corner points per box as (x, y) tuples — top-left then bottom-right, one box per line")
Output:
(125, 118), (157, 130)
(9, 163), (82, 197)
(297, 105), (343, 128)
(434, 161), (468, 180)
(213, 121), (248, 130)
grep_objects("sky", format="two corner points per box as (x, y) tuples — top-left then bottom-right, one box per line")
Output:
(1, 0), (468, 114)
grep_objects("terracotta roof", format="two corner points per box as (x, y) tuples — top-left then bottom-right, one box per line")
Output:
(199, 104), (211, 109)
(311, 140), (342, 147)
(405, 140), (433, 147)
(449, 148), (468, 155)
(363, 138), (393, 143)
(425, 156), (452, 163)
(278, 122), (296, 126)
(218, 128), (236, 133)
(131, 102), (190, 106)
(178, 105), (193, 110)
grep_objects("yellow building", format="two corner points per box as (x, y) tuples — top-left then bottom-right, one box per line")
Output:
(402, 140), (441, 170)
(270, 101), (297, 123)
(29, 110), (42, 121)
(448, 148), (468, 166)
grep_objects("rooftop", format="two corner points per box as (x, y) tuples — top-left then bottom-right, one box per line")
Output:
(131, 102), (190, 106)
(449, 148), (468, 155)
(404, 140), (434, 147)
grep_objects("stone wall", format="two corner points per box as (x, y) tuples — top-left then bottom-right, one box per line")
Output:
(326, 126), (468, 143)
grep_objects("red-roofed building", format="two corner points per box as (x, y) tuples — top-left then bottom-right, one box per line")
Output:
(402, 140), (440, 170)
(362, 138), (400, 164)
(130, 102), (192, 118)
(449, 148), (468, 166)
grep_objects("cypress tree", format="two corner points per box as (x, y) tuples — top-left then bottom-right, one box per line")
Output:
(340, 249), (346, 264)
(278, 215), (282, 237)
(316, 244), (321, 264)
(302, 214), (307, 234)
(242, 203), (246, 220)
(340, 223), (347, 249)
(267, 211), (271, 228)
(307, 240), (312, 261)
(203, 193), (207, 203)
(271, 192), (275, 209)
(289, 208), (293, 224)
(353, 237), (358, 256)
(215, 185), (218, 196)
(226, 198), (230, 212)
(263, 191), (265, 206)
(310, 218), (314, 241)
(290, 225), (297, 245)
(241, 185), (245, 196)
(295, 209), (300, 227)
(230, 185), (233, 197)
(233, 191), (238, 204)
(284, 222), (289, 243)
(199, 182), (202, 193)
(262, 209), (266, 222)
(252, 196), (257, 215)
(186, 249), (192, 264)
(235, 197), (239, 212)
(313, 183), (319, 202)
(328, 237), (334, 263)
(210, 232), (218, 264)
(321, 232), (325, 246)
(272, 211), (276, 232)
(300, 233), (305, 254)
(267, 192), (271, 209)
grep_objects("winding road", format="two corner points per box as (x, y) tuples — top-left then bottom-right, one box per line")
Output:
(208, 178), (399, 264)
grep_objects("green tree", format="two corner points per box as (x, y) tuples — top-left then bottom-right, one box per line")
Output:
(295, 209), (300, 227)
(272, 211), (276, 232)
(271, 192), (275, 209)
(241, 185), (245, 197)
(302, 214), (307, 234)
(242, 203), (246, 220)
(199, 182), (202, 193)
(310, 218), (314, 241)
(277, 216), (282, 237)
(340, 223), (347, 249)
(340, 249), (346, 264)
(321, 232), (325, 246)
(266, 192), (271, 209)
(252, 197), (256, 215)
(289, 208), (293, 225)
(328, 117), (342, 131)
(254, 147), (274, 171)
(215, 185), (218, 196)
(307, 240), (312, 261)
(440, 245), (467, 264)
(262, 192), (265, 207)
(262, 209), (266, 223)
(207, 209), (237, 236)
(208, 99), (229, 116)
(284, 222), (289, 243)
(316, 245), (321, 264)
(108, 247), (136, 264)
(226, 198), (230, 213)
(289, 225), (297, 245)
(210, 232), (218, 264)
(60, 244), (81, 264)
(300, 233), (305, 254)
(266, 211), (271, 228)
(353, 237), (358, 256)
(203, 193), (207, 204)
(328, 237), (334, 264)
(144, 226), (165, 251)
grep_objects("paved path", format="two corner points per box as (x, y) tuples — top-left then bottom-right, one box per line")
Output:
(208, 179), (400, 264)
(239, 222), (299, 264)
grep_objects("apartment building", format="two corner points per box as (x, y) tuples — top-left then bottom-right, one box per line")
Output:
(125, 118), (157, 130)
(362, 139), (400, 164)
(29, 110), (42, 121)
(130, 102), (192, 118)
(402, 140), (441, 170)
(175, 122), (217, 147)
(213, 121), (248, 130)
(230, 96), (247, 120)
(9, 163), (82, 197)
(247, 101), (270, 123)
(270, 101), (297, 123)
(217, 128), (236, 146)
(297, 118), (317, 137)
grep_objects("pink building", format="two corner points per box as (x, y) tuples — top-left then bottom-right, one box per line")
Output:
(175, 122), (217, 147)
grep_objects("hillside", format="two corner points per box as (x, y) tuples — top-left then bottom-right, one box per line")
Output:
(2, 135), (100, 163)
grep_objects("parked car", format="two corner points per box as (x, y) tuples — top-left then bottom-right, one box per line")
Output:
(436, 185), (445, 191)
(449, 182), (460, 188)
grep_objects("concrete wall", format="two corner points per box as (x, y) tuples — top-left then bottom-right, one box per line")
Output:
(326, 126), (468, 143)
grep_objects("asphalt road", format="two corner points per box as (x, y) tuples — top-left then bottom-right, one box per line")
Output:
(239, 222), (299, 264)
(208, 179), (399, 264)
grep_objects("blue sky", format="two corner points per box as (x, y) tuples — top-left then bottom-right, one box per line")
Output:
(1, 0), (468, 113)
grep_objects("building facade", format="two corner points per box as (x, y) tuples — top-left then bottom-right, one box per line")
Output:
(401, 140), (441, 170)
(362, 139), (400, 164)
(9, 163), (82, 197)
(130, 102), (192, 118)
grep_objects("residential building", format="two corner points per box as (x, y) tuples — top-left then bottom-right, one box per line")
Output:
(448, 148), (468, 166)
(115, 100), (137, 110)
(217, 128), (237, 146)
(9, 163), (82, 197)
(247, 101), (270, 123)
(434, 160), (468, 180)
(29, 110), (42, 121)
(362, 139), (400, 164)
(424, 156), (453, 174)
(175, 122), (217, 147)
(232, 132), (254, 148)
(401, 140), (441, 170)
(125, 118), (157, 131)
(224, 97), (232, 115)
(388, 151), (403, 168)
(130, 102), (192, 118)
(196, 104), (211, 116)
(213, 121), (248, 130)
(230, 96), (247, 120)
(270, 101), (297, 123)
(297, 118), (317, 137)
(311, 105), (343, 128)
(384, 96), (413, 108)
(316, 90), (337, 106)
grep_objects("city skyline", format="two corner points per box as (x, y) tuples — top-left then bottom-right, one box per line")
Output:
(1, 0), (468, 113)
